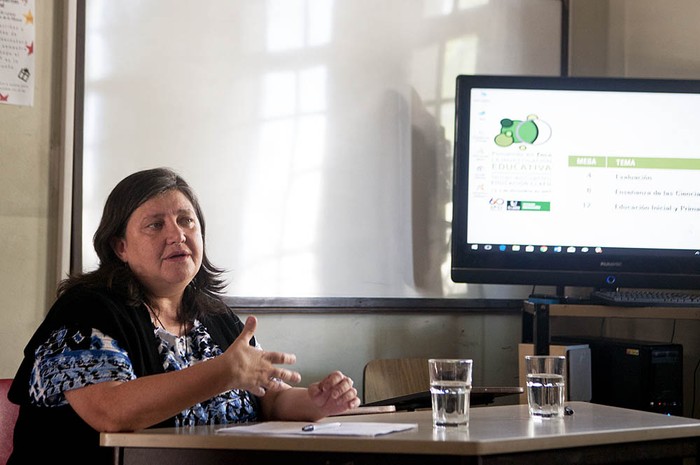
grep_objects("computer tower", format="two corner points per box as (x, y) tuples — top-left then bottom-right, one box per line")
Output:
(554, 337), (682, 416)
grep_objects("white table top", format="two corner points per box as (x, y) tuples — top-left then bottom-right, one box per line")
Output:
(101, 402), (700, 457)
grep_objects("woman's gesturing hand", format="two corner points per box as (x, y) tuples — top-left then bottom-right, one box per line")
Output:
(223, 316), (301, 396)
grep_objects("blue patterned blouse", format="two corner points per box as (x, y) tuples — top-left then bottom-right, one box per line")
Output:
(28, 319), (259, 426)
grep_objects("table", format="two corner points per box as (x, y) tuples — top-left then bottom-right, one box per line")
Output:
(101, 402), (700, 465)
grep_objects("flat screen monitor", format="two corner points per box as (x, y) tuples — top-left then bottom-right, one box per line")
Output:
(451, 74), (700, 292)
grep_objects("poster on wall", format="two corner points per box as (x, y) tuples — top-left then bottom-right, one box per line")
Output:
(0, 0), (35, 107)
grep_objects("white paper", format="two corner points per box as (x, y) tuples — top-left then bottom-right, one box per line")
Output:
(0, 0), (35, 106)
(216, 421), (418, 437)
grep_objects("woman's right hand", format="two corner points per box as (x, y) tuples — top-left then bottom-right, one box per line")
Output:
(223, 315), (301, 396)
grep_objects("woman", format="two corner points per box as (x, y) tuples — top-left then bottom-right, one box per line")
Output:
(8, 168), (360, 464)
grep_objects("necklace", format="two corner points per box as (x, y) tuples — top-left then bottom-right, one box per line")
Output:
(147, 305), (188, 337)
(150, 308), (167, 330)
(147, 304), (191, 363)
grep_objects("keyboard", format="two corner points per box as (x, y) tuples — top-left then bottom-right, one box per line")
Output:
(590, 290), (700, 307)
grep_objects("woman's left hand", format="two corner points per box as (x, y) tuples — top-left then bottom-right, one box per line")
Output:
(307, 371), (361, 416)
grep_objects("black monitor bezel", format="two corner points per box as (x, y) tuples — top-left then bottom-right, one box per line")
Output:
(451, 74), (700, 291)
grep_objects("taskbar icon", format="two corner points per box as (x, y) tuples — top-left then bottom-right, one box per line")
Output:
(469, 244), (604, 254)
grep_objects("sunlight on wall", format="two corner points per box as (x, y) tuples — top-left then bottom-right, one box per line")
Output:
(423, 0), (490, 16)
(80, 0), (560, 297)
(410, 4), (481, 296)
(82, 9), (108, 271)
(266, 0), (333, 51)
(241, 2), (330, 295)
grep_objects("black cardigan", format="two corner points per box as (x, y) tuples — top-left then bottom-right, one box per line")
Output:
(8, 286), (250, 465)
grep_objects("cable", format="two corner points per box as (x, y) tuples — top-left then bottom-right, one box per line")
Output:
(692, 357), (700, 419)
(669, 319), (676, 343)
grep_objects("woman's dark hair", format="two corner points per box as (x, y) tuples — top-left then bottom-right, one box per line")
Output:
(59, 167), (227, 318)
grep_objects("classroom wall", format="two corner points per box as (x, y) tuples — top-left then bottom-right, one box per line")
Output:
(564, 0), (700, 420)
(238, 310), (521, 403)
(0, 2), (529, 397)
(2, 0), (700, 417)
(0, 1), (64, 379)
(77, 0), (560, 300)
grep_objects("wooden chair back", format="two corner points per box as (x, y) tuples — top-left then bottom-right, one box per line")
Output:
(362, 357), (430, 404)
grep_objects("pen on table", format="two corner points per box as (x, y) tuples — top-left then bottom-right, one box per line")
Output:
(301, 422), (342, 432)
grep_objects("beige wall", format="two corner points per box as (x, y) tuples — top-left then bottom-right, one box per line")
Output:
(566, 0), (700, 419)
(1, 1), (699, 417)
(0, 1), (64, 378)
(0, 3), (524, 400)
(569, 0), (700, 79)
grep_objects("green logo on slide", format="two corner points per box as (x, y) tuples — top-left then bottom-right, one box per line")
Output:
(494, 115), (551, 148)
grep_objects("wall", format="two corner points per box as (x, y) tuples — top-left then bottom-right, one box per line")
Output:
(0, 0), (533, 391)
(239, 310), (521, 403)
(0, 1), (64, 378)
(0, 1), (527, 405)
(77, 0), (561, 300)
(565, 0), (700, 419)
(569, 0), (700, 79)
(1, 0), (699, 417)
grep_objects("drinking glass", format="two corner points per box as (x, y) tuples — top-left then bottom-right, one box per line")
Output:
(428, 358), (473, 428)
(525, 355), (566, 419)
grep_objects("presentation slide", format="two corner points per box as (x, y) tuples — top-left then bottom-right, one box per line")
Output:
(466, 87), (700, 251)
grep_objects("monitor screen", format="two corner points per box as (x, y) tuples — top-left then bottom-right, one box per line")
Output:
(451, 74), (700, 291)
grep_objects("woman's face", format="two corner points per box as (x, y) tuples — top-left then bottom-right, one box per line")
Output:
(112, 189), (203, 299)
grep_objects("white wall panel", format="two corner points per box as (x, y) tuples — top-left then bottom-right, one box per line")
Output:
(80, 0), (561, 298)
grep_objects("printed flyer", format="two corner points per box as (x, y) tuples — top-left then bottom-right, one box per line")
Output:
(0, 0), (35, 106)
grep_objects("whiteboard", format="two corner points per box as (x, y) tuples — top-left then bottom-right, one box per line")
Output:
(79, 0), (561, 298)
